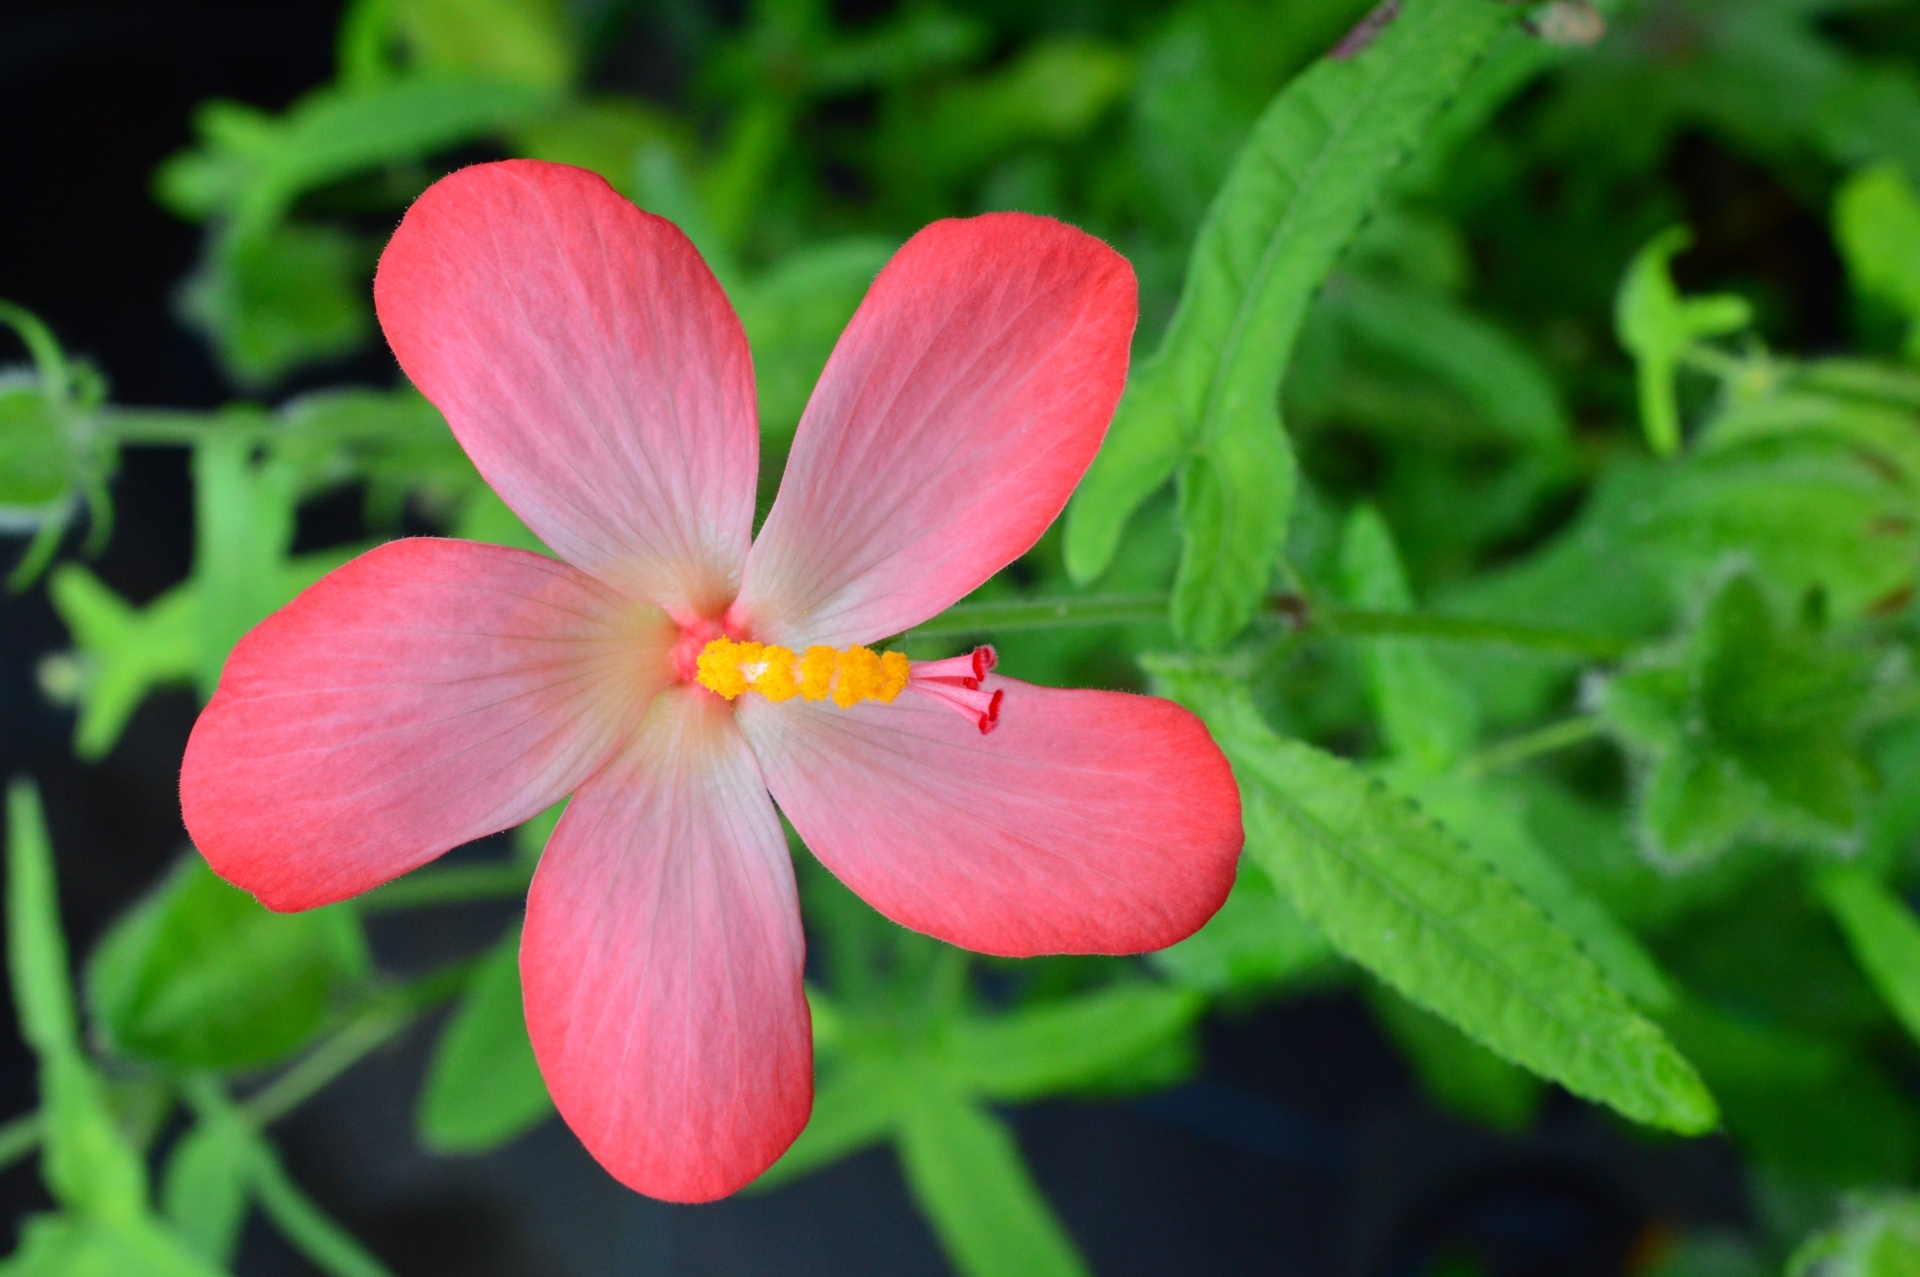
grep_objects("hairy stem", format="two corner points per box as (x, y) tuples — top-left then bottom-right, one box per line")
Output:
(1460, 715), (1606, 776)
(908, 593), (1634, 660)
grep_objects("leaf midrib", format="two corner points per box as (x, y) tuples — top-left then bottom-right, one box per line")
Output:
(1245, 744), (1669, 1113)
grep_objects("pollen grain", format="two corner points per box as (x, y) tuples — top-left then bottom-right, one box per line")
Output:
(696, 637), (910, 708)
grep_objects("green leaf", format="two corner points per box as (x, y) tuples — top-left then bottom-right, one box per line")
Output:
(87, 854), (369, 1070)
(190, 433), (299, 695)
(156, 79), (545, 234)
(45, 568), (196, 761)
(1596, 571), (1877, 866)
(178, 222), (372, 388)
(1339, 505), (1478, 770)
(0, 1214), (225, 1277)
(7, 782), (78, 1059)
(1789, 1192), (1920, 1277)
(1834, 163), (1920, 360)
(1614, 227), (1754, 456)
(1147, 666), (1717, 1134)
(1619, 436), (1917, 622)
(160, 1115), (251, 1267)
(949, 984), (1202, 1103)
(1150, 862), (1339, 996)
(897, 1089), (1089, 1277)
(734, 239), (894, 440)
(417, 925), (552, 1153)
(1816, 866), (1920, 1051)
(1388, 768), (1675, 1013)
(1368, 984), (1543, 1131)
(1172, 419), (1296, 647)
(7, 782), (149, 1225)
(881, 39), (1133, 193)
(1321, 274), (1571, 454)
(1065, 0), (1518, 635)
(509, 96), (684, 200)
(1699, 391), (1920, 494)
(387, 0), (578, 92)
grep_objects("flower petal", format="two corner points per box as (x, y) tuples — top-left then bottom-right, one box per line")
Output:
(522, 685), (811, 1202)
(375, 160), (757, 616)
(733, 214), (1135, 648)
(181, 538), (668, 911)
(737, 677), (1241, 957)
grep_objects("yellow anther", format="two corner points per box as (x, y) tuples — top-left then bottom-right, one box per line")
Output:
(696, 637), (913, 709)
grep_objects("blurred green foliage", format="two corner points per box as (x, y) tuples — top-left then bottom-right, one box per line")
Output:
(9, 0), (1920, 1272)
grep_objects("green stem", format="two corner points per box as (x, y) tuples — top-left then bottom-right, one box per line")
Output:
(1309, 605), (1634, 659)
(1677, 344), (1746, 380)
(0, 1110), (40, 1173)
(1795, 358), (1920, 409)
(1460, 715), (1605, 776)
(97, 409), (255, 446)
(906, 595), (1169, 639)
(907, 593), (1633, 659)
(358, 863), (532, 913)
(250, 1140), (395, 1277)
(0, 302), (71, 401)
(244, 965), (471, 1127)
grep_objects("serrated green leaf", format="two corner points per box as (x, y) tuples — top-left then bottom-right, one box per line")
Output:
(1369, 983), (1543, 1131)
(1172, 417), (1295, 646)
(1389, 768), (1675, 1013)
(897, 1089), (1088, 1277)
(1615, 227), (1754, 456)
(417, 925), (551, 1153)
(1151, 861), (1339, 995)
(1339, 505), (1478, 769)
(1597, 572), (1877, 866)
(1789, 1192), (1920, 1277)
(1065, 0), (1517, 623)
(87, 854), (369, 1070)
(1620, 436), (1917, 623)
(1835, 163), (1920, 360)
(1147, 666), (1717, 1133)
(949, 984), (1202, 1103)
(1816, 866), (1920, 1052)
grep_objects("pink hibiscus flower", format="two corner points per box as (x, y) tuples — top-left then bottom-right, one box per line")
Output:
(179, 160), (1242, 1202)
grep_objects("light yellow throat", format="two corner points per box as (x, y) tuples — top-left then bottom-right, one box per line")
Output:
(695, 637), (911, 708)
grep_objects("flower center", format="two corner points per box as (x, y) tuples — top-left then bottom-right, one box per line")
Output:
(693, 639), (1004, 733)
(696, 637), (911, 708)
